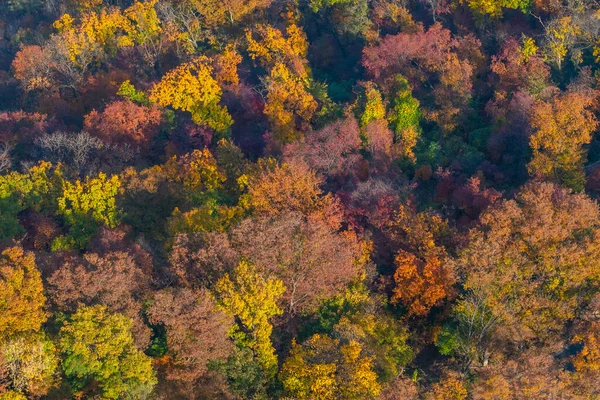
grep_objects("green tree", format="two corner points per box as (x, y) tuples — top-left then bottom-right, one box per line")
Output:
(0, 162), (57, 239)
(59, 305), (157, 399)
(387, 75), (421, 162)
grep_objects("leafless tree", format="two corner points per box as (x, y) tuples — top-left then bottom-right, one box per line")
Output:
(36, 131), (102, 175)
(0, 142), (12, 173)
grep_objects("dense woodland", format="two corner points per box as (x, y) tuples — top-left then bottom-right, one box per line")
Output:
(4, 0), (600, 398)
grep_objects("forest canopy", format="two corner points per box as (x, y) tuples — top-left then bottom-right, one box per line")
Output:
(3, 0), (600, 399)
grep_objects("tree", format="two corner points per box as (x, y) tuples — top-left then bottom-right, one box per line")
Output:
(246, 159), (339, 220)
(246, 24), (310, 76)
(457, 182), (600, 343)
(386, 74), (421, 161)
(213, 45), (242, 86)
(52, 8), (132, 71)
(358, 82), (386, 129)
(35, 131), (103, 175)
(280, 334), (381, 400)
(363, 23), (477, 133)
(11, 46), (55, 92)
(528, 91), (598, 191)
(541, 16), (581, 70)
(84, 100), (163, 148)
(283, 116), (361, 180)
(0, 392), (27, 400)
(571, 322), (600, 374)
(385, 204), (455, 316)
(157, 0), (273, 53)
(55, 172), (121, 249)
(391, 249), (454, 316)
(122, 0), (165, 66)
(426, 372), (467, 400)
(59, 305), (157, 399)
(0, 247), (46, 339)
(435, 290), (499, 371)
(47, 251), (151, 348)
(463, 0), (530, 19)
(489, 37), (550, 102)
(0, 334), (59, 397)
(149, 57), (233, 132)
(246, 24), (317, 142)
(146, 288), (233, 383)
(214, 260), (285, 376)
(263, 63), (318, 143)
(162, 148), (225, 204)
(228, 211), (367, 314)
(0, 161), (57, 240)
(469, 348), (575, 399)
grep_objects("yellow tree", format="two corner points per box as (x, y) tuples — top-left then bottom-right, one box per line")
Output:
(53, 8), (133, 69)
(59, 305), (157, 399)
(0, 161), (58, 239)
(246, 23), (309, 76)
(462, 0), (530, 18)
(247, 24), (316, 142)
(55, 173), (121, 249)
(149, 56), (233, 132)
(426, 372), (468, 400)
(358, 82), (386, 129)
(264, 63), (318, 143)
(123, 0), (162, 46)
(123, 0), (164, 65)
(161, 0), (273, 53)
(528, 91), (598, 191)
(542, 16), (581, 70)
(0, 247), (46, 339)
(280, 334), (381, 400)
(1, 333), (59, 397)
(571, 322), (600, 374)
(162, 148), (226, 202)
(215, 260), (285, 376)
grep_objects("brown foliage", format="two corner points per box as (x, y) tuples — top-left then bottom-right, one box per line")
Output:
(170, 231), (239, 288)
(0, 111), (49, 144)
(283, 116), (362, 180)
(229, 212), (366, 314)
(471, 349), (576, 399)
(46, 251), (152, 348)
(146, 288), (233, 383)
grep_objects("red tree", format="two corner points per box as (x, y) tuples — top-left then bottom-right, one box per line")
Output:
(84, 100), (163, 148)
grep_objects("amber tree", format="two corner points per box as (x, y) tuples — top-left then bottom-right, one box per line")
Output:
(0, 247), (46, 339)
(457, 182), (600, 344)
(528, 91), (598, 191)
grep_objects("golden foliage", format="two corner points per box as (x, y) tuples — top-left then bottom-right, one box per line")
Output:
(0, 247), (47, 338)
(215, 260), (285, 375)
(149, 57), (233, 131)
